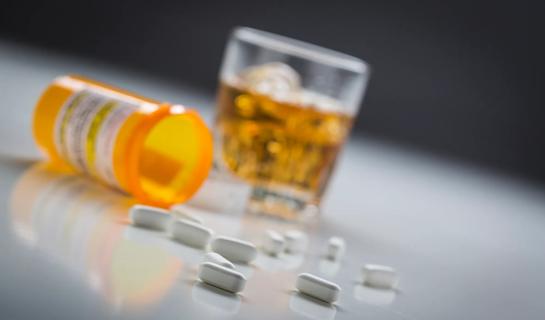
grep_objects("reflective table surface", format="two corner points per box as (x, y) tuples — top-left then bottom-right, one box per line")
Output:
(1, 40), (545, 320)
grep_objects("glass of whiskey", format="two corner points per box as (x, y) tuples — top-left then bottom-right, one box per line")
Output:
(215, 27), (370, 220)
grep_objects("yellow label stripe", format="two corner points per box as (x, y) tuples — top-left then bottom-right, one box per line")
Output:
(85, 101), (117, 179)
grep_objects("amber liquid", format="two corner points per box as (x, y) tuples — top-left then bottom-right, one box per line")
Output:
(215, 80), (354, 212)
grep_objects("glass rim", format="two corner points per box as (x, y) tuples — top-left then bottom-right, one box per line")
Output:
(233, 27), (369, 74)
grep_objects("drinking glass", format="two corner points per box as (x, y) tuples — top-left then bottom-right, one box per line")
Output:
(214, 27), (370, 219)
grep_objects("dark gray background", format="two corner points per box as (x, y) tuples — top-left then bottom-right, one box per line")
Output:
(1, 0), (543, 182)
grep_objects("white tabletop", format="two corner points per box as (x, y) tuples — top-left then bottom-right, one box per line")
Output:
(1, 40), (544, 320)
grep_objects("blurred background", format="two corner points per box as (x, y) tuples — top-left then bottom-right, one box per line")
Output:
(1, 0), (543, 183)
(1, 3), (545, 319)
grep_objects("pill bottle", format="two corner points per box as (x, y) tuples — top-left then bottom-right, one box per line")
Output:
(32, 75), (213, 207)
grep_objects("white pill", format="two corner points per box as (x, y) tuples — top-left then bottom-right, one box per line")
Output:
(170, 205), (203, 224)
(362, 264), (398, 289)
(198, 262), (246, 293)
(129, 204), (171, 231)
(325, 237), (345, 261)
(284, 230), (308, 254)
(296, 273), (341, 304)
(262, 230), (285, 256)
(170, 219), (213, 249)
(204, 252), (235, 269)
(211, 236), (257, 264)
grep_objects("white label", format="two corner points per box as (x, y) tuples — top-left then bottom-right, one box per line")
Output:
(54, 89), (138, 189)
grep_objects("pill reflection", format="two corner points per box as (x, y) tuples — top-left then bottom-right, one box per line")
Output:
(353, 284), (396, 306)
(319, 258), (341, 276)
(191, 281), (242, 314)
(254, 253), (286, 272)
(9, 163), (182, 309)
(281, 253), (305, 270)
(289, 292), (337, 320)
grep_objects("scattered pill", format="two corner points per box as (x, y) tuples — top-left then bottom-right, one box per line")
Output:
(129, 204), (171, 231)
(262, 230), (285, 256)
(284, 230), (308, 254)
(362, 264), (398, 289)
(296, 273), (341, 304)
(170, 219), (213, 249)
(170, 204), (203, 224)
(198, 262), (246, 293)
(325, 237), (345, 261)
(204, 252), (235, 269)
(211, 236), (257, 264)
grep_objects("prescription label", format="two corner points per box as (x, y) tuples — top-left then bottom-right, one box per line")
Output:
(54, 88), (138, 189)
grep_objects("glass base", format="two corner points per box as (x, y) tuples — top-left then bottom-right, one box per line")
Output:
(246, 186), (320, 221)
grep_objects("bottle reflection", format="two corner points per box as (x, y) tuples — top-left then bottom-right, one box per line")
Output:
(9, 163), (182, 310)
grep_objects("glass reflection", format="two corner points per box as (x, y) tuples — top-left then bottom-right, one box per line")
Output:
(9, 163), (182, 309)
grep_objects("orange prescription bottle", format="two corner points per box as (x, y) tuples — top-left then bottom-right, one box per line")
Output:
(32, 75), (213, 207)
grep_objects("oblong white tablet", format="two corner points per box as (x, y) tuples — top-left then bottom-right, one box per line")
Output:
(170, 204), (203, 224)
(296, 273), (341, 304)
(362, 264), (398, 289)
(211, 236), (257, 264)
(263, 230), (285, 256)
(129, 204), (171, 231)
(284, 230), (308, 254)
(325, 237), (345, 261)
(170, 219), (213, 249)
(204, 252), (235, 269)
(198, 262), (246, 293)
